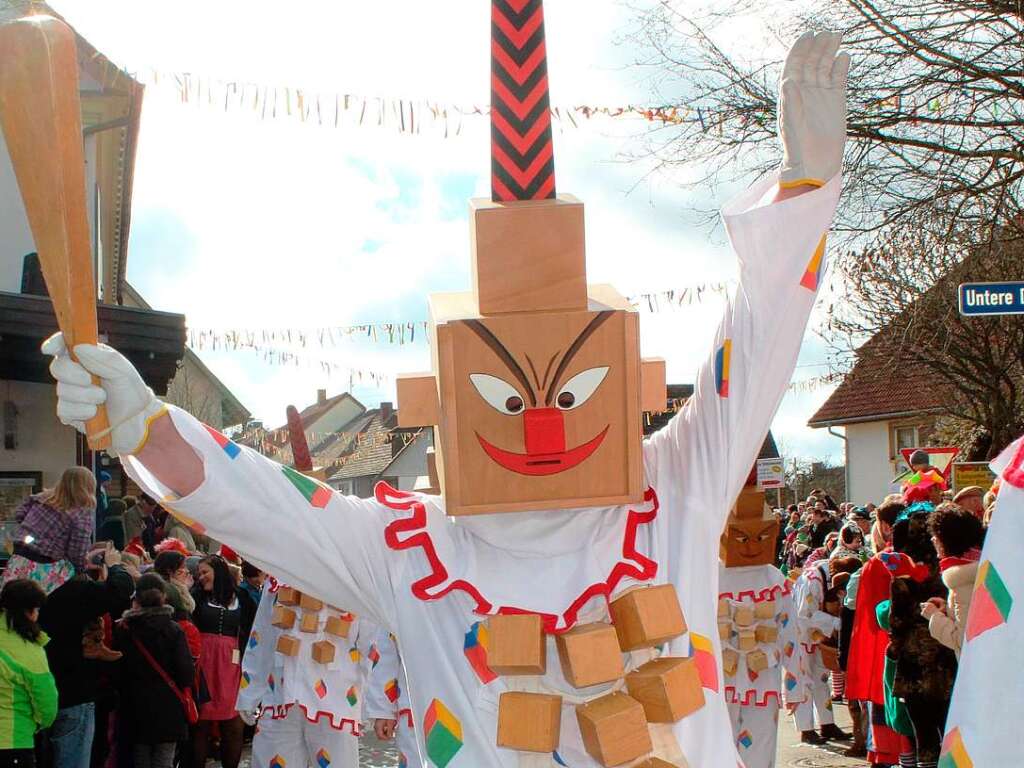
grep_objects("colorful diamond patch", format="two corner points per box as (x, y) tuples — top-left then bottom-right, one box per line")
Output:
(715, 340), (732, 398)
(385, 678), (400, 704)
(688, 632), (719, 692)
(281, 465), (332, 508)
(799, 235), (827, 291)
(269, 756), (286, 768)
(346, 685), (358, 706)
(349, 647), (361, 663)
(463, 621), (497, 684)
(939, 727), (973, 768)
(240, 671), (250, 689)
(368, 644), (381, 667)
(248, 631), (260, 650)
(738, 729), (753, 749)
(314, 679), (327, 699)
(966, 560), (1013, 641)
(204, 424), (241, 459)
(315, 749), (330, 768)
(267, 674), (275, 691)
(424, 698), (463, 767)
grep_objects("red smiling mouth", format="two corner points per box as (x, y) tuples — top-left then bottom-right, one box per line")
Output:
(475, 427), (609, 476)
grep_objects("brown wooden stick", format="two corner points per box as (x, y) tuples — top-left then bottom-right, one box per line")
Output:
(0, 14), (111, 449)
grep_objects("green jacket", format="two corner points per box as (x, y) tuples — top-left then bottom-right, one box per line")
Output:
(0, 617), (58, 748)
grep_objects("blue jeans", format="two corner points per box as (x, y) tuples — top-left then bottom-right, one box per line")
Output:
(50, 702), (95, 768)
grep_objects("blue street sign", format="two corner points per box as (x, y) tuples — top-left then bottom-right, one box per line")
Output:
(958, 281), (1024, 316)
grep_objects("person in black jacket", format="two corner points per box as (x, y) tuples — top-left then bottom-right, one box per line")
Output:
(114, 573), (194, 768)
(38, 551), (133, 768)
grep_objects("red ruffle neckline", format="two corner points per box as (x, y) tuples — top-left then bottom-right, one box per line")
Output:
(376, 482), (660, 634)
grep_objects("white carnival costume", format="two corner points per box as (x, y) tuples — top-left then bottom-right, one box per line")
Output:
(790, 560), (839, 734)
(44, 24), (849, 768)
(365, 628), (419, 767)
(237, 578), (377, 768)
(718, 563), (804, 768)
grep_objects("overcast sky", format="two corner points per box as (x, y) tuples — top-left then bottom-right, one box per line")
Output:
(51, 0), (846, 462)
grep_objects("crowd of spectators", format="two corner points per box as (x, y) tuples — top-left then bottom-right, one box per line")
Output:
(0, 469), (258, 768)
(774, 450), (996, 767)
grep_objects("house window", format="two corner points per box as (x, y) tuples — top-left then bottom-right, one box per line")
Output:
(894, 425), (919, 453)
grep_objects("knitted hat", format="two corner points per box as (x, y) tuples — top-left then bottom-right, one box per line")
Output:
(154, 537), (190, 557)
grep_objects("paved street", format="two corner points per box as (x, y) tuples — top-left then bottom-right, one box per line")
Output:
(242, 707), (867, 767)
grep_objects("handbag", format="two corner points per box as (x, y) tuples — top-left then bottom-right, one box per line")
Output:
(132, 636), (200, 724)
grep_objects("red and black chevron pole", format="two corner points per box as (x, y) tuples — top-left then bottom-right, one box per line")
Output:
(490, 0), (556, 201)
(286, 405), (314, 472)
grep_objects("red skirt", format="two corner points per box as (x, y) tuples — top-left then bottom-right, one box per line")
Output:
(198, 633), (240, 721)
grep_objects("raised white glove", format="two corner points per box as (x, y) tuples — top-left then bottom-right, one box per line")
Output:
(778, 31), (849, 187)
(42, 332), (165, 457)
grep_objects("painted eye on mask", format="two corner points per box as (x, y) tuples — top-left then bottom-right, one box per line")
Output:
(469, 374), (526, 415)
(554, 367), (609, 410)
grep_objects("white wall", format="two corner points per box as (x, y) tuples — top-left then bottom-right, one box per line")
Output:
(846, 420), (899, 505)
(386, 430), (433, 490)
(0, 125), (99, 294)
(308, 398), (365, 439)
(0, 380), (78, 486)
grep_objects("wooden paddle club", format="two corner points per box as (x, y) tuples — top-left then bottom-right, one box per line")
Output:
(0, 13), (111, 449)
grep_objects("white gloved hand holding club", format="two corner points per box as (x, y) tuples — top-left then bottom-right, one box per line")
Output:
(777, 31), (849, 188)
(43, 332), (165, 457)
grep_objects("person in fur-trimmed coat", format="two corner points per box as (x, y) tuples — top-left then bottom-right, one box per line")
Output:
(920, 503), (985, 658)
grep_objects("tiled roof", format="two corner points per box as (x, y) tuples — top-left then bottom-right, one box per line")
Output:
(328, 410), (400, 480)
(808, 338), (945, 427)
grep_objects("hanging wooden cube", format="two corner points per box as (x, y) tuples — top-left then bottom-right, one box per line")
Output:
(722, 648), (739, 677)
(486, 614), (546, 675)
(276, 635), (300, 657)
(717, 621), (731, 641)
(636, 760), (680, 768)
(575, 692), (652, 767)
(754, 599), (776, 620)
(736, 627), (756, 651)
(717, 598), (731, 619)
(311, 640), (336, 664)
(746, 650), (769, 674)
(555, 622), (624, 688)
(271, 606), (296, 630)
(624, 657), (705, 723)
(324, 615), (352, 638)
(300, 612), (319, 633)
(609, 584), (686, 651)
(755, 624), (779, 644)
(732, 603), (755, 627)
(496, 692), (562, 753)
(299, 593), (323, 612)
(277, 587), (301, 606)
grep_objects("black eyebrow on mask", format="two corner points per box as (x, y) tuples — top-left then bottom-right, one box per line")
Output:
(463, 320), (538, 407)
(544, 311), (613, 405)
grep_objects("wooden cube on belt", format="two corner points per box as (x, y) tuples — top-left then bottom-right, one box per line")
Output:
(722, 648), (739, 677)
(718, 621), (731, 641)
(576, 692), (652, 767)
(746, 649), (770, 674)
(754, 599), (776, 620)
(636, 760), (680, 768)
(299, 593), (323, 612)
(324, 615), (352, 638)
(311, 640), (336, 664)
(736, 627), (757, 652)
(276, 635), (300, 657)
(486, 614), (546, 675)
(496, 692), (562, 753)
(717, 598), (731, 619)
(609, 584), (686, 651)
(271, 605), (296, 630)
(300, 612), (319, 634)
(276, 587), (301, 606)
(732, 603), (755, 627)
(624, 656), (705, 723)
(755, 623), (779, 644)
(555, 622), (624, 688)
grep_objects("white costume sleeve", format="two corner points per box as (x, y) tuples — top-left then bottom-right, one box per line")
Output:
(235, 580), (282, 713)
(793, 569), (840, 640)
(123, 405), (399, 629)
(644, 173), (841, 531)
(364, 627), (402, 720)
(778, 588), (808, 706)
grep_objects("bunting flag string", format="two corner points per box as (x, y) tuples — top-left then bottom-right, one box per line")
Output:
(186, 281), (736, 353)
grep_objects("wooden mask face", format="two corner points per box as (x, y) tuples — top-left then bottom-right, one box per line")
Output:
(433, 305), (643, 516)
(720, 518), (781, 567)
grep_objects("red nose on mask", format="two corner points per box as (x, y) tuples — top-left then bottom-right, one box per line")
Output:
(523, 407), (566, 456)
